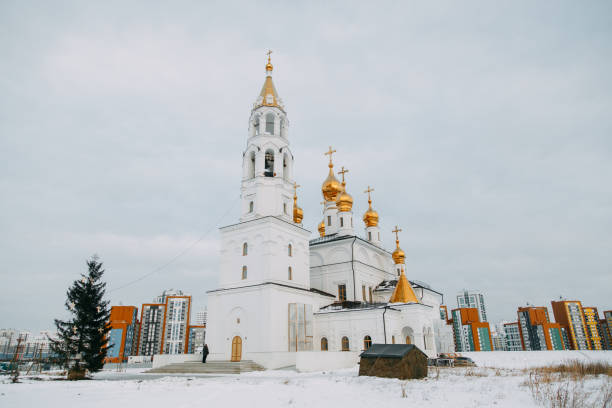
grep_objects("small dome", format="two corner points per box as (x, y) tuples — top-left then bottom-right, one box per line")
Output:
(322, 168), (342, 202)
(293, 205), (303, 224)
(318, 220), (325, 237)
(336, 190), (353, 212)
(363, 206), (379, 227)
(392, 247), (405, 264)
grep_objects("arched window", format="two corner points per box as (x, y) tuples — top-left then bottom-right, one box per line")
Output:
(254, 115), (260, 135)
(242, 266), (247, 280)
(264, 149), (274, 177)
(340, 217), (344, 227)
(242, 243), (248, 256)
(265, 113), (275, 134)
(321, 337), (328, 351)
(288, 244), (292, 257)
(283, 153), (291, 181)
(368, 231), (372, 241)
(249, 201), (254, 213)
(363, 335), (372, 350)
(288, 266), (292, 280)
(341, 336), (350, 351)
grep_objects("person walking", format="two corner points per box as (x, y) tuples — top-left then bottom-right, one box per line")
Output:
(202, 344), (209, 363)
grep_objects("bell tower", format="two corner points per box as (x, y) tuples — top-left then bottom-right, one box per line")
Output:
(241, 51), (295, 223)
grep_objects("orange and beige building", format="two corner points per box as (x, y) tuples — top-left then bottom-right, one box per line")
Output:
(582, 306), (603, 350)
(551, 300), (590, 350)
(516, 306), (564, 351)
(451, 307), (492, 352)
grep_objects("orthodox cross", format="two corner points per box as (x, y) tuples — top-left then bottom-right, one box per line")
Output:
(364, 185), (374, 201)
(338, 166), (349, 183)
(324, 146), (336, 165)
(293, 182), (301, 196)
(392, 225), (402, 242)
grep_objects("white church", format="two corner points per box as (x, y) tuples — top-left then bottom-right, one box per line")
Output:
(206, 55), (453, 369)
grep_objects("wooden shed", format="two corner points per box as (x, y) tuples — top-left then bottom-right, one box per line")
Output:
(358, 344), (428, 380)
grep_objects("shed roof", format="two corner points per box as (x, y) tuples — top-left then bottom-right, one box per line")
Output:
(359, 343), (425, 359)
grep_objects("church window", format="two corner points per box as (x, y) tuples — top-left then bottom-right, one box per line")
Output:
(283, 203), (287, 214)
(242, 266), (247, 280)
(265, 113), (275, 134)
(341, 336), (350, 351)
(321, 337), (328, 351)
(264, 149), (274, 177)
(377, 232), (380, 240)
(338, 285), (346, 302)
(363, 335), (372, 350)
(288, 244), (292, 257)
(254, 115), (260, 135)
(368, 231), (372, 241)
(242, 243), (248, 256)
(327, 216), (332, 226)
(249, 201), (254, 213)
(340, 217), (344, 227)
(362, 285), (366, 302)
(369, 287), (373, 303)
(288, 266), (292, 280)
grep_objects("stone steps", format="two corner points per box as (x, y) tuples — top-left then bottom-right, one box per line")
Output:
(146, 360), (265, 374)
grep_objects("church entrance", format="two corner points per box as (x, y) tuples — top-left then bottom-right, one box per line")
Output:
(231, 336), (242, 362)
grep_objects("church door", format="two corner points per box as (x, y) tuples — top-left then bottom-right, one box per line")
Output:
(406, 336), (412, 344)
(231, 336), (242, 362)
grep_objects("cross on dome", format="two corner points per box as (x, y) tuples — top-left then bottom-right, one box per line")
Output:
(324, 146), (336, 167)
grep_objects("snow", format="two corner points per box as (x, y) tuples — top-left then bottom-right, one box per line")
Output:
(462, 350), (612, 369)
(1, 352), (611, 408)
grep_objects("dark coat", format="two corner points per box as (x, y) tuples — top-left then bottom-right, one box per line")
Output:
(203, 345), (209, 356)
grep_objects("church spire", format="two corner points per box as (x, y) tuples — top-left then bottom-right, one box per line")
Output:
(255, 50), (283, 110)
(389, 266), (419, 304)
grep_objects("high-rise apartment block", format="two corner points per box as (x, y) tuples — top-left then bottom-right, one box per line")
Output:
(456, 290), (488, 322)
(582, 307), (603, 350)
(503, 322), (523, 351)
(551, 300), (589, 350)
(138, 303), (166, 356)
(162, 294), (192, 354)
(188, 325), (206, 354)
(105, 306), (139, 363)
(195, 308), (208, 326)
(451, 308), (492, 352)
(517, 306), (564, 351)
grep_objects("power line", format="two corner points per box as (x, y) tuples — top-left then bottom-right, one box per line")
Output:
(109, 195), (240, 293)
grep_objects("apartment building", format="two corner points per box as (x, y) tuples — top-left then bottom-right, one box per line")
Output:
(517, 306), (564, 351)
(451, 307), (492, 352)
(551, 300), (589, 350)
(105, 306), (139, 363)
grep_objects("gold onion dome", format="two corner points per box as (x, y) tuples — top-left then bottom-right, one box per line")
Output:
(391, 225), (405, 264)
(321, 146), (342, 202)
(318, 219), (325, 237)
(389, 267), (419, 303)
(362, 186), (379, 227)
(293, 182), (303, 224)
(336, 166), (353, 212)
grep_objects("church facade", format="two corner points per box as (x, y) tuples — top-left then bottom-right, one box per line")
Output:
(205, 56), (453, 368)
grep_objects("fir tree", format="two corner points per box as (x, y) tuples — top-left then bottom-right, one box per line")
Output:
(50, 256), (111, 375)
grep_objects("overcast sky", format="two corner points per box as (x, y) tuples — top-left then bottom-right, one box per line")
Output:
(1, 1), (611, 332)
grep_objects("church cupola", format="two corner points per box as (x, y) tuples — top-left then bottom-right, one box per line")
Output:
(321, 146), (342, 235)
(389, 266), (419, 304)
(336, 166), (354, 236)
(254, 51), (284, 111)
(363, 186), (381, 246)
(292, 182), (304, 225)
(391, 226), (406, 275)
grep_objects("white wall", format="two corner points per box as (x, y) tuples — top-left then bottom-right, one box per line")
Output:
(296, 351), (360, 372)
(152, 353), (202, 369)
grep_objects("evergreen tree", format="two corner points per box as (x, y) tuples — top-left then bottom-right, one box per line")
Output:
(50, 256), (111, 374)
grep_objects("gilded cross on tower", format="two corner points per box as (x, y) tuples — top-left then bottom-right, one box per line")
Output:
(392, 225), (402, 242)
(324, 146), (336, 166)
(364, 186), (374, 201)
(338, 166), (349, 183)
(293, 182), (301, 196)
(267, 49), (273, 60)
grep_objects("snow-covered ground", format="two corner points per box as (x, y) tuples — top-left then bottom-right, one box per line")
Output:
(2, 352), (611, 408)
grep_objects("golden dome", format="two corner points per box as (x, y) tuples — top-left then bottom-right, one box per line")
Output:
(392, 246), (405, 264)
(362, 186), (378, 227)
(336, 166), (353, 212)
(318, 219), (325, 237)
(293, 182), (303, 224)
(391, 225), (405, 264)
(293, 205), (303, 224)
(322, 147), (342, 202)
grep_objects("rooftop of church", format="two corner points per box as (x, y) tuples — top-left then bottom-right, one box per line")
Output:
(309, 233), (392, 255)
(316, 300), (427, 314)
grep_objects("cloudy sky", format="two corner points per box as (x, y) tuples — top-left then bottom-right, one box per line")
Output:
(1, 1), (611, 331)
